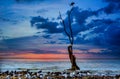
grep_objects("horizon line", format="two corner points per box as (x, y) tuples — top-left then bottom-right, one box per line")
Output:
(0, 58), (120, 60)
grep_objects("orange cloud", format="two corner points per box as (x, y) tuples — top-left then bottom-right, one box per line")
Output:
(0, 53), (69, 59)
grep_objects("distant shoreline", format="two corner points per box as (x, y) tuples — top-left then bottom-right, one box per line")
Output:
(0, 58), (120, 60)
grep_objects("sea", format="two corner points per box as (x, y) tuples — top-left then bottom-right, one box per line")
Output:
(0, 58), (120, 76)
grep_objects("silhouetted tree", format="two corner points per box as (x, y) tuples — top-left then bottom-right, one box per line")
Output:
(59, 2), (80, 70)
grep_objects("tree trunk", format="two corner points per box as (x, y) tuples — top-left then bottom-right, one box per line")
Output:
(68, 45), (80, 70)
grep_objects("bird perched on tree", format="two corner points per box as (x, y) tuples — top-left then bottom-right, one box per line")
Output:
(70, 2), (75, 6)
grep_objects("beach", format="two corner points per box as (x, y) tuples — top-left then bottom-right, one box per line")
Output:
(0, 59), (120, 79)
(0, 70), (120, 79)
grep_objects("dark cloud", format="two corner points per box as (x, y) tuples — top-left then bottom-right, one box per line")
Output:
(30, 16), (48, 26)
(48, 41), (56, 44)
(103, 0), (120, 3)
(98, 3), (120, 14)
(104, 21), (120, 46)
(75, 18), (120, 45)
(15, 0), (61, 4)
(42, 35), (51, 39)
(0, 37), (62, 55)
(0, 29), (2, 35)
(36, 9), (48, 14)
(30, 16), (63, 33)
(0, 17), (10, 22)
(0, 16), (19, 24)
(72, 7), (98, 25)
(97, 0), (120, 14)
(88, 19), (115, 33)
(0, 30), (9, 40)
(0, 36), (39, 51)
(15, 0), (44, 3)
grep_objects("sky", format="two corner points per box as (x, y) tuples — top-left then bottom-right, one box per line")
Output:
(0, 0), (120, 60)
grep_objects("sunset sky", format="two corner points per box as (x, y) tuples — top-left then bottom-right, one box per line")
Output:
(0, 0), (120, 60)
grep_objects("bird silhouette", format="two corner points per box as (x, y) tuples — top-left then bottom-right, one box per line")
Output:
(70, 2), (75, 6)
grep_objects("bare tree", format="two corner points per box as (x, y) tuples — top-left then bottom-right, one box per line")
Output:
(59, 2), (80, 70)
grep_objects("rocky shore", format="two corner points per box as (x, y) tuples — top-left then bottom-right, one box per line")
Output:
(0, 70), (120, 79)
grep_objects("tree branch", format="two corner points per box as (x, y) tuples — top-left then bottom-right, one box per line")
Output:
(68, 8), (74, 45)
(59, 11), (72, 44)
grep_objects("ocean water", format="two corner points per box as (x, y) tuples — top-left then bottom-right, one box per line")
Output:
(0, 59), (120, 75)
